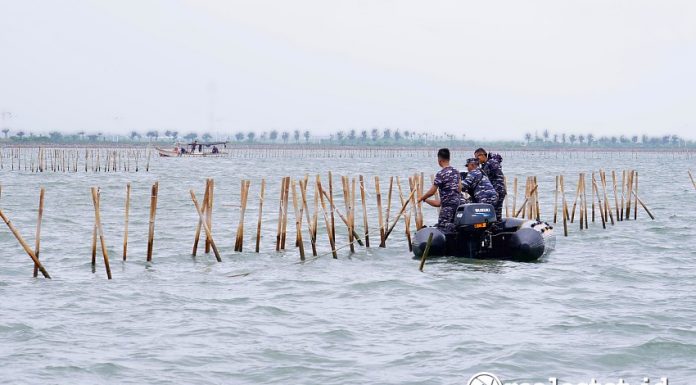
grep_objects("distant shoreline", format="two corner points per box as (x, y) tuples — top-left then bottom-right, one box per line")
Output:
(0, 142), (693, 153)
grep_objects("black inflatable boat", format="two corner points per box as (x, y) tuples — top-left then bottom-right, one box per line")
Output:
(412, 203), (555, 262)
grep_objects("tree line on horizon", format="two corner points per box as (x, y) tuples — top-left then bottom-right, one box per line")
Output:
(0, 126), (692, 148)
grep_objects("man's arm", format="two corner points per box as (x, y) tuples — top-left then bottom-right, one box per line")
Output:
(419, 184), (438, 202)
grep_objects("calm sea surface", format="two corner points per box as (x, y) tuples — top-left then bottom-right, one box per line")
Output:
(1, 149), (695, 384)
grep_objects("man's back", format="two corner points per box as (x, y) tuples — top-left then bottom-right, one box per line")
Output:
(434, 166), (462, 207)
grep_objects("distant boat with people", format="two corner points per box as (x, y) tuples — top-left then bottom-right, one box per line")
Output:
(155, 141), (229, 157)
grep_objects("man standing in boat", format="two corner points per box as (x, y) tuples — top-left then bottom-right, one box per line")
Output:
(475, 148), (506, 222)
(419, 148), (464, 233)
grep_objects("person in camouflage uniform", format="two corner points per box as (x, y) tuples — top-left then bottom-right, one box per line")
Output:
(461, 158), (498, 206)
(475, 148), (506, 221)
(419, 148), (464, 233)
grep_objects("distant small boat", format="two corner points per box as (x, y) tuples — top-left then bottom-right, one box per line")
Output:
(156, 142), (229, 157)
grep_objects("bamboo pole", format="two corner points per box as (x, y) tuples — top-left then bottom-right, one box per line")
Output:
(299, 179), (317, 256)
(205, 179), (215, 253)
(189, 190), (221, 261)
(384, 176), (393, 238)
(291, 180), (305, 260)
(583, 173), (589, 229)
(341, 176), (354, 253)
(631, 190), (655, 220)
(591, 172), (596, 223)
(281, 176), (290, 250)
(146, 181), (158, 262)
(123, 183), (131, 261)
(612, 170), (620, 221)
(620, 170), (626, 221)
(688, 171), (696, 191)
(328, 172), (336, 247)
(276, 176), (286, 251)
(513, 184), (538, 218)
(316, 177), (337, 258)
(359, 175), (370, 248)
(633, 171), (638, 220)
(32, 187), (45, 277)
(383, 188), (417, 241)
(235, 180), (250, 252)
(90, 187), (112, 279)
(397, 177), (412, 252)
(570, 174), (582, 223)
(375, 176), (385, 247)
(0, 209), (51, 278)
(192, 179), (210, 256)
(600, 171), (614, 225)
(560, 175), (568, 237)
(255, 179), (265, 253)
(418, 232), (434, 272)
(591, 175), (606, 229)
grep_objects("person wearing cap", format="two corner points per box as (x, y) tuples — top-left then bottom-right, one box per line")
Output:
(419, 148), (464, 233)
(461, 158), (498, 208)
(474, 148), (506, 221)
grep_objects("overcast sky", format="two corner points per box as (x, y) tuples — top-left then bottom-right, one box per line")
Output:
(1, 0), (695, 140)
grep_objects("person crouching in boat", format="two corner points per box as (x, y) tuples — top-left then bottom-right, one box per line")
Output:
(461, 158), (498, 207)
(419, 148), (464, 233)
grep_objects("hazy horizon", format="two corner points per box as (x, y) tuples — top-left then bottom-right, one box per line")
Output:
(1, 0), (695, 140)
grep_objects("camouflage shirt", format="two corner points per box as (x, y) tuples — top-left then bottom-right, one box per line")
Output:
(461, 168), (499, 204)
(481, 153), (506, 198)
(434, 166), (463, 207)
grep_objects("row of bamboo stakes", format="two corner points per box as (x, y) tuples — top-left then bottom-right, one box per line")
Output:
(1, 169), (669, 279)
(0, 147), (151, 172)
(2, 147), (695, 171)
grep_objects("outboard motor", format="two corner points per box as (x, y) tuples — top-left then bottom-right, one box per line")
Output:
(453, 203), (496, 257)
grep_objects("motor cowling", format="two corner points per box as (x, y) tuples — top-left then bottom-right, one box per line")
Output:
(453, 203), (496, 232)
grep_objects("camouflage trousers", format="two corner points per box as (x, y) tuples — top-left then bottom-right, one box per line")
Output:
(436, 204), (459, 234)
(494, 192), (506, 222)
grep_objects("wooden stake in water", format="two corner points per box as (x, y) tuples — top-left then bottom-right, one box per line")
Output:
(397, 177), (413, 252)
(123, 183), (131, 261)
(0, 209), (51, 279)
(146, 181), (158, 262)
(90, 187), (112, 279)
(234, 180), (251, 252)
(631, 190), (655, 220)
(633, 171), (638, 221)
(359, 175), (370, 248)
(591, 175), (606, 229)
(276, 176), (286, 251)
(281, 176), (290, 250)
(316, 177), (337, 258)
(291, 180), (305, 260)
(189, 190), (221, 261)
(560, 175), (568, 237)
(32, 187), (45, 278)
(299, 179), (317, 256)
(205, 179), (215, 254)
(375, 176), (385, 247)
(255, 179), (265, 253)
(327, 172), (336, 247)
(418, 232), (434, 272)
(688, 171), (696, 191)
(192, 179), (211, 256)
